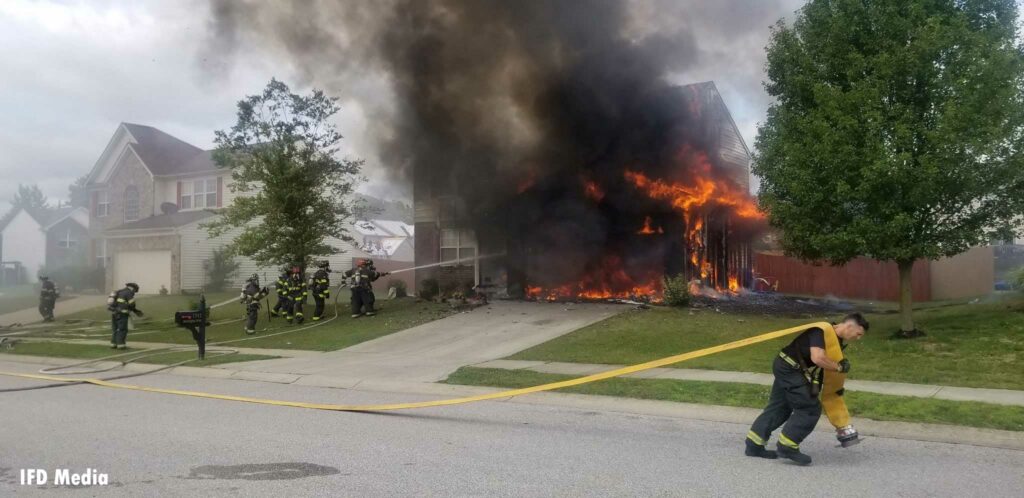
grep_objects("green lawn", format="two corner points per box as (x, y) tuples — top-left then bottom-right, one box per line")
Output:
(0, 341), (277, 366)
(509, 296), (1024, 390)
(10, 292), (453, 352)
(0, 285), (72, 315)
(445, 367), (1024, 432)
(58, 292), (239, 323)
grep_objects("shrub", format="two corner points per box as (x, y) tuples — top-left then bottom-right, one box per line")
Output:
(439, 280), (460, 299)
(663, 274), (691, 307)
(419, 278), (440, 301)
(388, 279), (408, 298)
(204, 247), (239, 292)
(1010, 266), (1024, 291)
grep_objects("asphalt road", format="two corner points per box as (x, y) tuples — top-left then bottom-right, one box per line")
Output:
(1, 370), (1022, 497)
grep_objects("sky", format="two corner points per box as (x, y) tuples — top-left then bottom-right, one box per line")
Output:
(0, 0), (806, 209)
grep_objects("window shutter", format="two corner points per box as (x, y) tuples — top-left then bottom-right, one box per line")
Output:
(176, 181), (182, 208)
(217, 177), (223, 207)
(91, 191), (98, 216)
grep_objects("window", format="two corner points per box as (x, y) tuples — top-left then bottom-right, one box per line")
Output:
(57, 229), (77, 249)
(440, 229), (476, 265)
(96, 191), (110, 217)
(180, 178), (218, 210)
(95, 239), (108, 268)
(124, 185), (140, 222)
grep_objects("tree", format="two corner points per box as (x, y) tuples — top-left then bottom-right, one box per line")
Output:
(68, 175), (90, 208)
(204, 79), (364, 271)
(754, 0), (1024, 338)
(12, 184), (51, 215)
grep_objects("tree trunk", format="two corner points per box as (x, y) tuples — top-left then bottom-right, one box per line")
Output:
(896, 260), (923, 338)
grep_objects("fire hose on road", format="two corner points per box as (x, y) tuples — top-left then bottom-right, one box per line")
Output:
(0, 321), (833, 411)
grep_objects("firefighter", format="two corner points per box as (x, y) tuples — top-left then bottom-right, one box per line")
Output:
(285, 269), (308, 324)
(108, 282), (144, 349)
(745, 312), (868, 465)
(270, 268), (290, 317)
(240, 273), (270, 335)
(310, 260), (331, 321)
(343, 259), (389, 318)
(38, 276), (60, 322)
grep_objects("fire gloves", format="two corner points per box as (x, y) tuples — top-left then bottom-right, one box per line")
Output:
(838, 358), (851, 373)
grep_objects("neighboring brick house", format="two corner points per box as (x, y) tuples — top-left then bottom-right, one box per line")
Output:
(43, 207), (91, 269)
(84, 123), (369, 294)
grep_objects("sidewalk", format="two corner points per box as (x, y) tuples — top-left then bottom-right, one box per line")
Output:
(0, 295), (108, 327)
(471, 359), (1024, 407)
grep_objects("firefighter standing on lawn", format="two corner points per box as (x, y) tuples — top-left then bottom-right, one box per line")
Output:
(38, 276), (60, 322)
(285, 268), (308, 324)
(240, 273), (269, 335)
(108, 282), (144, 349)
(343, 259), (388, 318)
(310, 260), (331, 321)
(745, 312), (869, 465)
(270, 268), (290, 318)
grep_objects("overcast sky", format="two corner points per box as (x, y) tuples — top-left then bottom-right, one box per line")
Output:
(0, 0), (807, 210)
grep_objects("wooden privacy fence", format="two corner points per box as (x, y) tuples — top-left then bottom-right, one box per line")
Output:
(753, 253), (931, 301)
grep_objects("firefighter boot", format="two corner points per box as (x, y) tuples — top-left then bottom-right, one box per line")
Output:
(744, 439), (777, 459)
(776, 444), (812, 466)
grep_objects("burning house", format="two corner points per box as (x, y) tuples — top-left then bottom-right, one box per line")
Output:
(414, 82), (763, 301)
(206, 1), (768, 301)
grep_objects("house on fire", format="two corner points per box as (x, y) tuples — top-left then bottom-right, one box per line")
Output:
(412, 81), (755, 297)
(83, 123), (371, 294)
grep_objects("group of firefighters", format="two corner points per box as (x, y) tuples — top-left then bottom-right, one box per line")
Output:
(35, 258), (389, 349)
(240, 258), (389, 334)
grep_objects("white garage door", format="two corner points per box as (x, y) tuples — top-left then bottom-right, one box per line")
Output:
(113, 250), (171, 295)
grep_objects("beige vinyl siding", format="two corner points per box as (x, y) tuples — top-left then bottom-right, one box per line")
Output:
(178, 217), (375, 291)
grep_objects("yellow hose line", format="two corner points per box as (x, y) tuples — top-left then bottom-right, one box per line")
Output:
(0, 322), (829, 412)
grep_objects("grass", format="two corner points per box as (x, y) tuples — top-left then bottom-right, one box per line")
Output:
(445, 367), (1024, 432)
(509, 296), (1024, 390)
(0, 340), (277, 366)
(58, 292), (239, 323)
(0, 285), (72, 315)
(8, 291), (453, 352)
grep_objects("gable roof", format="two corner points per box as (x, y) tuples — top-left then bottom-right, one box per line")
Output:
(87, 123), (220, 184)
(41, 207), (89, 231)
(0, 206), (45, 233)
(122, 123), (219, 176)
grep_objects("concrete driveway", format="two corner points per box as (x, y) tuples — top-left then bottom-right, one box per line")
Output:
(223, 300), (625, 382)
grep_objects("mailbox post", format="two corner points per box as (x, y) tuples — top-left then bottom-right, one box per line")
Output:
(174, 294), (210, 360)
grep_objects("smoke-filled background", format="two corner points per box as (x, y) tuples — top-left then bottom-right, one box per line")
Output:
(206, 0), (782, 292)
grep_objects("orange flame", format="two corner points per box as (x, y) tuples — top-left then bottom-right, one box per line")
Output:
(584, 180), (605, 202)
(637, 216), (663, 235)
(728, 276), (739, 292)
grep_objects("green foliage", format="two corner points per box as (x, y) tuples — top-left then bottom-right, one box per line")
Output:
(203, 78), (364, 270)
(204, 247), (239, 292)
(439, 280), (460, 299)
(1010, 266), (1024, 291)
(754, 0), (1024, 331)
(67, 175), (90, 209)
(388, 278), (408, 298)
(419, 278), (440, 301)
(662, 274), (691, 307)
(12, 184), (51, 216)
